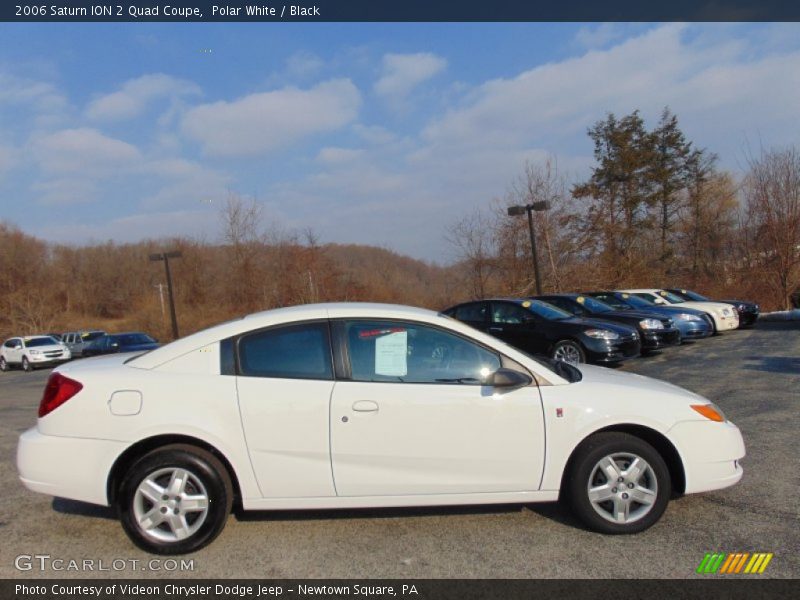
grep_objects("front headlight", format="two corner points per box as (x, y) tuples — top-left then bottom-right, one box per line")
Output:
(691, 402), (727, 422)
(676, 313), (702, 322)
(639, 319), (664, 330)
(584, 329), (619, 340)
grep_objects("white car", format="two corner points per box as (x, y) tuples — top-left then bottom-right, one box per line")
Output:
(1, 335), (71, 372)
(618, 289), (739, 332)
(17, 303), (744, 554)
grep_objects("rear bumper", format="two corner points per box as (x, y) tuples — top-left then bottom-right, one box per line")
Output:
(667, 420), (745, 494)
(17, 427), (125, 506)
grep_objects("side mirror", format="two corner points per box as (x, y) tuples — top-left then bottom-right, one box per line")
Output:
(486, 368), (532, 389)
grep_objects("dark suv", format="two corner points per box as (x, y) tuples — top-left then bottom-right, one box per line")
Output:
(443, 298), (641, 365)
(535, 294), (681, 351)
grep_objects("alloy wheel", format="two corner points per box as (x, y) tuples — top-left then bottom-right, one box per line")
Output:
(132, 467), (210, 543)
(586, 452), (657, 524)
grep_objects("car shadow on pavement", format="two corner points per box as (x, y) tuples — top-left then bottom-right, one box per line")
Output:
(235, 501), (586, 529)
(742, 356), (800, 374)
(52, 497), (117, 520)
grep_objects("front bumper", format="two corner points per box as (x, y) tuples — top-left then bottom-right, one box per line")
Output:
(667, 420), (745, 494)
(712, 313), (739, 332)
(28, 352), (70, 366)
(17, 427), (126, 506)
(641, 328), (681, 349)
(584, 335), (641, 363)
(737, 309), (759, 327)
(674, 319), (713, 340)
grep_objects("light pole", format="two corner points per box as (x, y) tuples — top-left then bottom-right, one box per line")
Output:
(149, 251), (182, 339)
(507, 201), (550, 295)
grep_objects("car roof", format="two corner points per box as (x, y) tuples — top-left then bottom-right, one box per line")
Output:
(130, 303), (440, 369)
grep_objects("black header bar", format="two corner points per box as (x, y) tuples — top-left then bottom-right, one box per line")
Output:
(3, 579), (797, 600)
(2, 1), (800, 22)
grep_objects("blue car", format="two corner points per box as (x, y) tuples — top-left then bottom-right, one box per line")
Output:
(584, 291), (713, 341)
(82, 332), (160, 357)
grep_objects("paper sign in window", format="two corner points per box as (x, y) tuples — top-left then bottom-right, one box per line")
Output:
(375, 331), (408, 377)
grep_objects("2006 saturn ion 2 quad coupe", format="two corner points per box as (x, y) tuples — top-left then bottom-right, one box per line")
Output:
(17, 303), (745, 554)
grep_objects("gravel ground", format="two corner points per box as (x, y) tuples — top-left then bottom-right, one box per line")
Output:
(0, 321), (797, 579)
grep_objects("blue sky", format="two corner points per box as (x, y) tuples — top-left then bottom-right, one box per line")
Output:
(1, 22), (799, 261)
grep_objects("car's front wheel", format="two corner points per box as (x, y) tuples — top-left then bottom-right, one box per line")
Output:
(551, 340), (586, 365)
(118, 444), (233, 554)
(22, 357), (32, 372)
(0, 357), (7, 371)
(567, 432), (671, 534)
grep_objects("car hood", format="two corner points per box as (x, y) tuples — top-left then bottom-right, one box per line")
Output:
(720, 299), (758, 310)
(562, 317), (637, 334)
(597, 310), (669, 321)
(669, 300), (735, 315)
(575, 364), (705, 402)
(26, 343), (66, 352)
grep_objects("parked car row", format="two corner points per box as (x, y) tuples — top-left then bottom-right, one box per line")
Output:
(443, 287), (759, 367)
(0, 330), (159, 372)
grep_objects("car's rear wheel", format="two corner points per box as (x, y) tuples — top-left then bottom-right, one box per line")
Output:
(567, 432), (671, 534)
(551, 340), (586, 365)
(118, 444), (233, 554)
(22, 357), (32, 372)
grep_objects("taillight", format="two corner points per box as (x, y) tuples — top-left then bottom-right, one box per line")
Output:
(38, 373), (83, 418)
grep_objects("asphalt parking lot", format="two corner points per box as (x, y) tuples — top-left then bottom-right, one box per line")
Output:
(1, 321), (798, 579)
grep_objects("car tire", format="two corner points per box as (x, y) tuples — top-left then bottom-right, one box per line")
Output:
(118, 444), (233, 555)
(22, 357), (32, 372)
(0, 357), (7, 372)
(567, 432), (671, 534)
(551, 340), (586, 365)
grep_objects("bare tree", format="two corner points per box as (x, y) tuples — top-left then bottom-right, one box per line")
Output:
(744, 147), (800, 309)
(446, 208), (496, 299)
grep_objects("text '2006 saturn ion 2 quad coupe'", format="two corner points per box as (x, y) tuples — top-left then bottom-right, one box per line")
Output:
(17, 303), (745, 554)
(443, 298), (641, 365)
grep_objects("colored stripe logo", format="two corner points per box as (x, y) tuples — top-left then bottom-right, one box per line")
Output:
(696, 552), (773, 574)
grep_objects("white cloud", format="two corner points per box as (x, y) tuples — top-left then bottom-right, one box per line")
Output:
(86, 73), (201, 121)
(420, 24), (800, 161)
(31, 128), (141, 174)
(316, 147), (364, 164)
(0, 145), (16, 175)
(31, 178), (98, 206)
(285, 51), (325, 79)
(181, 79), (361, 157)
(0, 72), (67, 113)
(34, 209), (218, 244)
(374, 53), (447, 100)
(573, 24), (632, 50)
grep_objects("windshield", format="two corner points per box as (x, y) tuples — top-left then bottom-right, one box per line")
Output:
(679, 289), (708, 301)
(81, 331), (105, 341)
(25, 337), (59, 347)
(656, 290), (687, 304)
(616, 293), (656, 309)
(578, 296), (615, 313)
(525, 300), (573, 321)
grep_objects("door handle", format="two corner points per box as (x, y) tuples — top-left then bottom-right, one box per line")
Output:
(489, 326), (503, 332)
(352, 400), (379, 413)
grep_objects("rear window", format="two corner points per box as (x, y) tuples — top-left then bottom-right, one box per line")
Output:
(238, 322), (333, 380)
